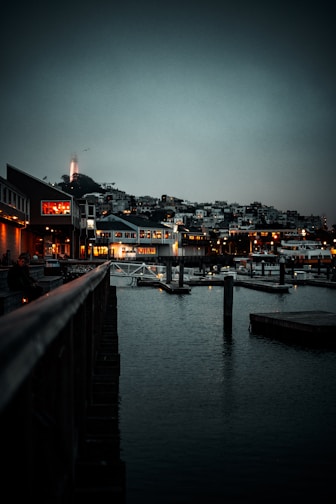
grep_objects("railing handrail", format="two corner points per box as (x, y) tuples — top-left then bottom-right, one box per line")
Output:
(0, 260), (111, 412)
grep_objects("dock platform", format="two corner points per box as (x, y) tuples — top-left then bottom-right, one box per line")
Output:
(235, 278), (291, 293)
(250, 310), (336, 346)
(137, 279), (191, 294)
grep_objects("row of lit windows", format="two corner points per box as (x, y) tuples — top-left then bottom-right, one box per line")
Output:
(139, 229), (172, 239)
(97, 230), (171, 240)
(138, 247), (156, 255)
(182, 234), (207, 241)
(97, 231), (137, 239)
(115, 231), (137, 238)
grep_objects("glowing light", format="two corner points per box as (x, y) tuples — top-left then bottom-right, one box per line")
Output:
(70, 154), (79, 181)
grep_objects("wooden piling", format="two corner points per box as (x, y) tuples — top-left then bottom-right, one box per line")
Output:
(223, 275), (234, 335)
(166, 259), (172, 284)
(279, 258), (285, 285)
(179, 258), (184, 287)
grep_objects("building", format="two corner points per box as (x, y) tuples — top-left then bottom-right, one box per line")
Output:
(6, 165), (81, 259)
(0, 176), (29, 263)
(95, 214), (178, 260)
(78, 198), (97, 259)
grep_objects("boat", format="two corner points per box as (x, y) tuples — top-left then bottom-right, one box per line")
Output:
(278, 240), (332, 265)
(235, 252), (280, 276)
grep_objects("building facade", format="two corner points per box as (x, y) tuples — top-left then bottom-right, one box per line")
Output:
(0, 176), (30, 263)
(6, 165), (81, 259)
(95, 214), (179, 260)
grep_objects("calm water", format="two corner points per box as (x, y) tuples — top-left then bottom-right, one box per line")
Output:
(117, 284), (336, 503)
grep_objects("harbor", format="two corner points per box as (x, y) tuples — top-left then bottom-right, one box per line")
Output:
(110, 259), (336, 295)
(117, 283), (336, 503)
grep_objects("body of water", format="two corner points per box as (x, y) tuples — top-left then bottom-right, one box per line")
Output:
(117, 284), (336, 503)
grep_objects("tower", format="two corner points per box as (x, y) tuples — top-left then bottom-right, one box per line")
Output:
(70, 154), (79, 182)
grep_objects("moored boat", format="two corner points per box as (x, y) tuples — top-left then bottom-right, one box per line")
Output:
(278, 240), (332, 265)
(235, 252), (280, 276)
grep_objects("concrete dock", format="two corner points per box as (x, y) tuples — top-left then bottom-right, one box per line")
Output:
(250, 310), (336, 346)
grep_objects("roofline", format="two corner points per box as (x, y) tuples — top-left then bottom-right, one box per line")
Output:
(6, 164), (74, 200)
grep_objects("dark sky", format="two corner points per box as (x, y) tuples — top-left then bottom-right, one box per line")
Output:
(1, 0), (335, 225)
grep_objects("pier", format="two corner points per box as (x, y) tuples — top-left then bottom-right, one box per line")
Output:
(0, 261), (125, 502)
(110, 260), (336, 294)
(250, 310), (336, 346)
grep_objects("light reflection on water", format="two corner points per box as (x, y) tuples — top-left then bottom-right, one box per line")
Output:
(117, 285), (336, 503)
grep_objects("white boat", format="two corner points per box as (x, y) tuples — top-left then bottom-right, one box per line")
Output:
(278, 240), (332, 265)
(235, 252), (280, 276)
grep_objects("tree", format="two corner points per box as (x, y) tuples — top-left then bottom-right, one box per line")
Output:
(59, 173), (105, 198)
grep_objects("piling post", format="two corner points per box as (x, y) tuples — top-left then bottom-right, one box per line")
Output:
(279, 257), (285, 285)
(223, 275), (234, 335)
(166, 259), (172, 284)
(261, 260), (265, 276)
(179, 257), (184, 287)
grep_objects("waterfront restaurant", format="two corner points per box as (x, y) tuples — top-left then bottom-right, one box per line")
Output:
(95, 214), (179, 260)
(6, 165), (81, 259)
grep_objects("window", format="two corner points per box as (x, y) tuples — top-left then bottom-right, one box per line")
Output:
(87, 218), (95, 229)
(41, 201), (71, 215)
(138, 247), (156, 255)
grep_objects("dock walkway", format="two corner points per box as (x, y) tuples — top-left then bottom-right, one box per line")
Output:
(137, 279), (191, 294)
(250, 310), (336, 346)
(235, 278), (291, 293)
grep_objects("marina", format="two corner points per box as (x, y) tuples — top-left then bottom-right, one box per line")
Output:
(110, 260), (336, 295)
(117, 284), (336, 503)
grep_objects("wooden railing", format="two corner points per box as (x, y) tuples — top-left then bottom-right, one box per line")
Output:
(0, 261), (124, 502)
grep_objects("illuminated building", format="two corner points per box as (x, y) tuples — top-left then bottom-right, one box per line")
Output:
(96, 214), (178, 260)
(6, 165), (81, 259)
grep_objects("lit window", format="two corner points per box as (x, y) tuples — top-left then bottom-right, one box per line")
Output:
(41, 201), (71, 215)
(87, 218), (94, 229)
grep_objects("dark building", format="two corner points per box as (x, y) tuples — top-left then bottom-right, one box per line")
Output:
(6, 165), (81, 259)
(0, 176), (29, 263)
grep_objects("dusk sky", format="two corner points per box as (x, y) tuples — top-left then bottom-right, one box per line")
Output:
(1, 1), (335, 225)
